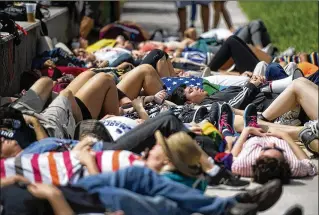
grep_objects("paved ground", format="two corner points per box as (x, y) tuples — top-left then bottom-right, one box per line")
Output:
(121, 1), (248, 36)
(121, 2), (318, 214)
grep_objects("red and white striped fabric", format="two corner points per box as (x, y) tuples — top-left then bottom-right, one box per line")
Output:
(231, 136), (318, 177)
(0, 150), (145, 186)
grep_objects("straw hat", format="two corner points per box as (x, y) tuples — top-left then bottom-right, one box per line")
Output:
(154, 130), (202, 177)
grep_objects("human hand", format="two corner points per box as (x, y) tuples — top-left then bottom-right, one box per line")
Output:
(74, 148), (96, 166)
(27, 183), (61, 199)
(154, 90), (168, 104)
(250, 75), (264, 87)
(131, 97), (144, 110)
(0, 175), (30, 188)
(189, 124), (203, 135)
(245, 127), (266, 137)
(265, 128), (288, 139)
(72, 136), (97, 152)
(241, 71), (253, 78)
(23, 114), (38, 125)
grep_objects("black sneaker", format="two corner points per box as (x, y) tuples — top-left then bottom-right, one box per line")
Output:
(244, 104), (259, 128)
(192, 106), (208, 123)
(226, 203), (258, 215)
(283, 205), (303, 215)
(235, 179), (282, 212)
(206, 167), (250, 190)
(206, 102), (220, 129)
(219, 103), (235, 134)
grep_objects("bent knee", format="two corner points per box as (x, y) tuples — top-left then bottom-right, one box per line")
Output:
(138, 64), (157, 75)
(59, 89), (74, 98)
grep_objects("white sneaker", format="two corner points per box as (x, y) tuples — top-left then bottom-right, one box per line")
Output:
(275, 106), (301, 126)
(304, 120), (319, 137)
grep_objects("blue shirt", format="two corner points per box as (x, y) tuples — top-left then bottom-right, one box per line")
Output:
(21, 138), (104, 155)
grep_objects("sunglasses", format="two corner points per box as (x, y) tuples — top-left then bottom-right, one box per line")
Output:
(0, 119), (21, 129)
(261, 146), (285, 153)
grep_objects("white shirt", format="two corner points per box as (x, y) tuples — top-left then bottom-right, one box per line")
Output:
(100, 116), (138, 141)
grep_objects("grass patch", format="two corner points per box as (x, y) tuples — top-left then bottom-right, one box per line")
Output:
(239, 1), (318, 53)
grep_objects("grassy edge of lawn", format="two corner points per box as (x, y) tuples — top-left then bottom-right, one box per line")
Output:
(239, 1), (318, 53)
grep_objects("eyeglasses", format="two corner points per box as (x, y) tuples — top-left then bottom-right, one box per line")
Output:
(261, 146), (285, 153)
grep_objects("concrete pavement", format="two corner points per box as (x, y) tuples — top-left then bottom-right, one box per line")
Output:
(121, 1), (248, 35)
(121, 2), (318, 214)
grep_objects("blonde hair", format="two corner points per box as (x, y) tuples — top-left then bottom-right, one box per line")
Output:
(156, 131), (202, 177)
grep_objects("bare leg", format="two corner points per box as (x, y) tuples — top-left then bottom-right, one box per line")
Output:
(262, 78), (319, 121)
(75, 73), (120, 118)
(156, 56), (171, 77)
(167, 58), (177, 77)
(177, 7), (187, 35)
(200, 4), (210, 32)
(220, 1), (234, 31)
(212, 2), (222, 28)
(117, 64), (164, 100)
(30, 77), (54, 103)
(59, 89), (83, 123)
(65, 70), (95, 95)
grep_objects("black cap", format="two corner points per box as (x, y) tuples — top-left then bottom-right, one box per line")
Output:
(0, 107), (36, 149)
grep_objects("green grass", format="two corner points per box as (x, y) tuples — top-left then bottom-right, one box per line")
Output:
(239, 1), (318, 53)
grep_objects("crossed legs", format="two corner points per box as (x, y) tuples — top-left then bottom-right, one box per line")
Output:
(262, 78), (318, 121)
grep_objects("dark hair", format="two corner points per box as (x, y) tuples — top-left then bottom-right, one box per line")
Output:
(168, 84), (187, 105)
(252, 156), (291, 185)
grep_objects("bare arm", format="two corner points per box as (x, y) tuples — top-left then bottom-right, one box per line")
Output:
(23, 115), (48, 140)
(231, 128), (250, 157)
(266, 129), (309, 160)
(47, 190), (75, 215)
(132, 98), (149, 120)
(231, 127), (266, 156)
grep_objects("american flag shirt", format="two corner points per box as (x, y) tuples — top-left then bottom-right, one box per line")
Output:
(1, 150), (145, 186)
(231, 136), (317, 177)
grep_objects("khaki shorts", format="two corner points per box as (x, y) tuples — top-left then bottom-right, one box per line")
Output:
(10, 89), (46, 114)
(40, 95), (76, 139)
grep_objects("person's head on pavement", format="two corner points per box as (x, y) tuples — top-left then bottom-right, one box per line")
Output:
(0, 107), (36, 158)
(169, 84), (208, 105)
(146, 130), (202, 178)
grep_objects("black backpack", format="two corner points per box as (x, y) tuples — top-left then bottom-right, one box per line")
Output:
(0, 13), (21, 45)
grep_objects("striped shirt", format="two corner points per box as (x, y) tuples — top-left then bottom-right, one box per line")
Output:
(231, 136), (318, 177)
(0, 150), (144, 186)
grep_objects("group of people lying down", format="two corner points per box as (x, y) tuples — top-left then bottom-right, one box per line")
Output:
(0, 32), (318, 215)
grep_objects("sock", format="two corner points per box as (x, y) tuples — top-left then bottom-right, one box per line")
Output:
(222, 129), (233, 137)
(206, 157), (221, 177)
(258, 113), (271, 122)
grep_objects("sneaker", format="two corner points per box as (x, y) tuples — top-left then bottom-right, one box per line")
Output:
(192, 106), (208, 123)
(206, 102), (220, 129)
(283, 205), (303, 215)
(299, 120), (319, 156)
(235, 179), (282, 212)
(244, 104), (259, 128)
(219, 103), (235, 134)
(206, 167), (250, 190)
(275, 106), (301, 126)
(280, 47), (295, 57)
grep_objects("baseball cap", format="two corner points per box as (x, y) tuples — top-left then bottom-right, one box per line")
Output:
(0, 107), (37, 149)
(74, 119), (113, 142)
